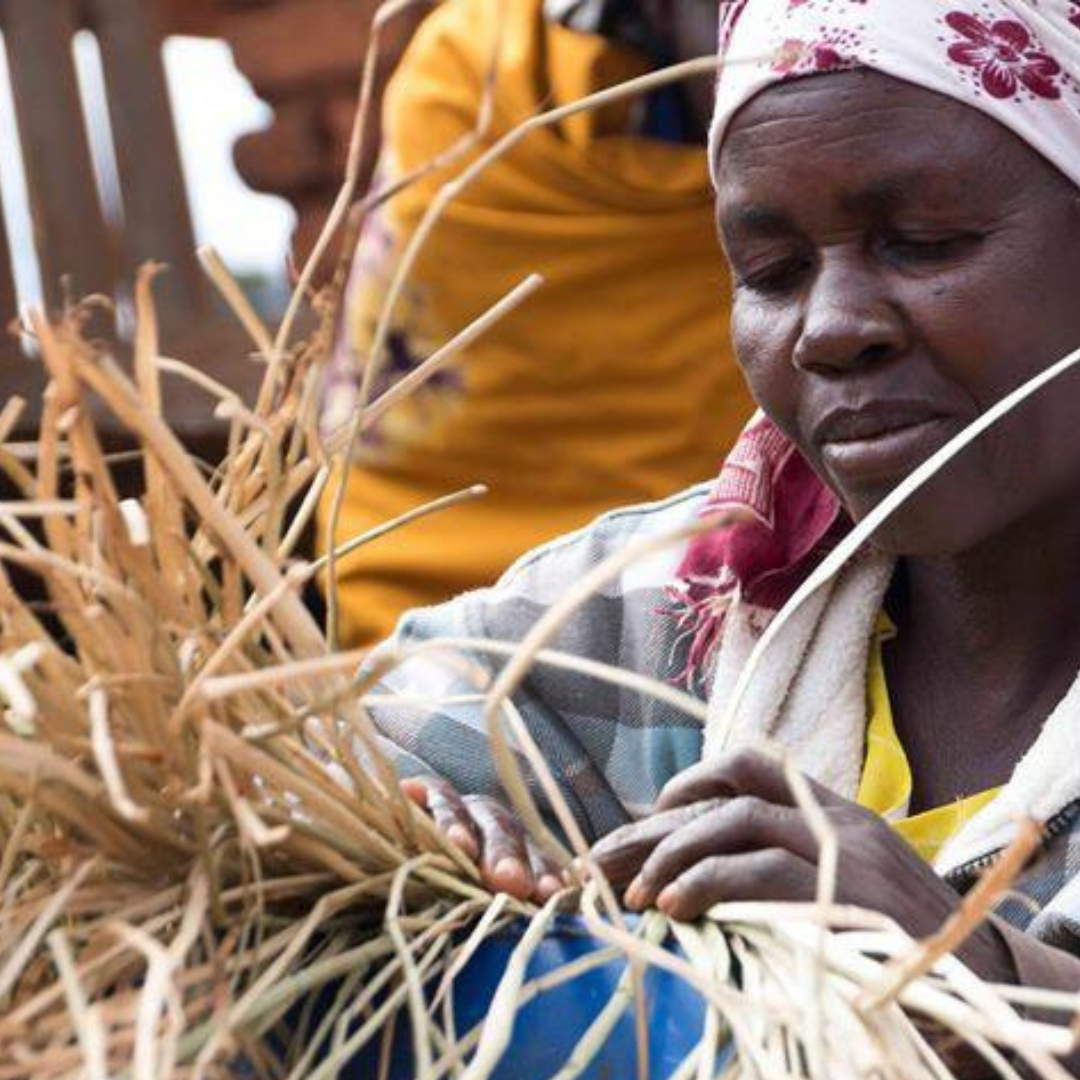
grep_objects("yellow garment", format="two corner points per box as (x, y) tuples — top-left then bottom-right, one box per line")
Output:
(318, 0), (753, 645)
(858, 617), (1000, 863)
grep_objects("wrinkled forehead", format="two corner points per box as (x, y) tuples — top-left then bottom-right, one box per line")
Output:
(716, 69), (990, 184)
(713, 71), (1073, 233)
(708, 0), (1080, 194)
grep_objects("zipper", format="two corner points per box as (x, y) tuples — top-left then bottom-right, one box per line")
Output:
(944, 798), (1080, 889)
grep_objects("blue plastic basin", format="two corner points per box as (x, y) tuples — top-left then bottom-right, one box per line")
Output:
(301, 915), (708, 1079)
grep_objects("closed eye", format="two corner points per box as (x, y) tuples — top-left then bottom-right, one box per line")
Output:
(734, 254), (814, 295)
(880, 232), (983, 264)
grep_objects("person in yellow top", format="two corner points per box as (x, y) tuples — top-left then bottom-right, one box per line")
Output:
(318, 0), (753, 646)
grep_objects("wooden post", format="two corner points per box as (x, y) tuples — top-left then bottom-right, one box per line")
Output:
(0, 165), (46, 437)
(0, 0), (114, 307)
(86, 0), (206, 331)
(0, 172), (19, 361)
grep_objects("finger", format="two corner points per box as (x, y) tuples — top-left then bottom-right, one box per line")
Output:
(401, 776), (479, 859)
(400, 777), (429, 806)
(656, 848), (816, 921)
(589, 799), (724, 888)
(625, 796), (814, 910)
(526, 837), (565, 901)
(655, 749), (844, 813)
(464, 795), (534, 900)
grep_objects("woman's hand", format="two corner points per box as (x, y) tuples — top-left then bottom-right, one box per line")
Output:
(589, 749), (1016, 984)
(401, 776), (564, 902)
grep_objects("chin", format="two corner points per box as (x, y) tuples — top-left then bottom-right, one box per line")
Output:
(843, 484), (988, 558)
(865, 522), (976, 558)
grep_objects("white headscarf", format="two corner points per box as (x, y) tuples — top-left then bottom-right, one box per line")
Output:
(708, 0), (1080, 186)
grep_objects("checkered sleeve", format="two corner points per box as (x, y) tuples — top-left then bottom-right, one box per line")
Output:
(360, 484), (713, 842)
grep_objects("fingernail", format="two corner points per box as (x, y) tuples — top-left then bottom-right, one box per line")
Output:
(400, 779), (428, 805)
(537, 874), (563, 900)
(491, 857), (531, 897)
(447, 824), (478, 859)
(624, 876), (647, 911)
(656, 884), (678, 915)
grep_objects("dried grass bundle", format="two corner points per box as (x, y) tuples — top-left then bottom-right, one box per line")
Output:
(1, 5), (1080, 1077)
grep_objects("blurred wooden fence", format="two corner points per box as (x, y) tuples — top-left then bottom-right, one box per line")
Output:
(0, 0), (248, 442)
(0, 0), (425, 446)
(0, 0), (211, 340)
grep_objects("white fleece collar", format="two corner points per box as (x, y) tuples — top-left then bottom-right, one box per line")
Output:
(704, 550), (1080, 876)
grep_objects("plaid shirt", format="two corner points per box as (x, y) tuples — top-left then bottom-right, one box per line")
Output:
(367, 483), (712, 842)
(365, 483), (1080, 957)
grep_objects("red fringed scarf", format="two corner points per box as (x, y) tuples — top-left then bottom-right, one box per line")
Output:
(666, 416), (846, 689)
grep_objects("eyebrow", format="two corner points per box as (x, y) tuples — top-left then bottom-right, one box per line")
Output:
(840, 178), (916, 215)
(719, 171), (938, 238)
(718, 204), (794, 239)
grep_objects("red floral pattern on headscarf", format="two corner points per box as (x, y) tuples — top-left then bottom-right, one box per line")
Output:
(772, 32), (865, 75)
(710, 1), (1080, 195)
(945, 12), (1062, 99)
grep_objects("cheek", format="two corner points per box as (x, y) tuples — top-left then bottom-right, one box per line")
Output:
(905, 270), (1078, 412)
(914, 218), (1080, 405)
(732, 296), (801, 427)
(900, 285), (991, 400)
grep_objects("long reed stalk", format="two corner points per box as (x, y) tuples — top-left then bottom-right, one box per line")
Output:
(0, 9), (1075, 1077)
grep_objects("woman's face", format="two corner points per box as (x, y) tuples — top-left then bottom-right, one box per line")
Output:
(715, 71), (1080, 555)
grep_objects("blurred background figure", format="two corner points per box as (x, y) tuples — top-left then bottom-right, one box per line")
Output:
(320, 0), (754, 647)
(0, 0), (421, 461)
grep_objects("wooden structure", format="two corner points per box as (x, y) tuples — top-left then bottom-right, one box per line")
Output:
(0, 0), (426, 448)
(0, 0), (259, 444)
(0, 0), (204, 323)
(0, 0), (220, 413)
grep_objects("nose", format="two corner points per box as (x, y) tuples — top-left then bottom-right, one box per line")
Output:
(792, 253), (908, 374)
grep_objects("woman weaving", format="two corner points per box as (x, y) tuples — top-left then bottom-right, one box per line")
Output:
(362, 0), (1080, 1014)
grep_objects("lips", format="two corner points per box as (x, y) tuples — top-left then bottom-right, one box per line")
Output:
(813, 402), (953, 483)
(814, 402), (947, 444)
